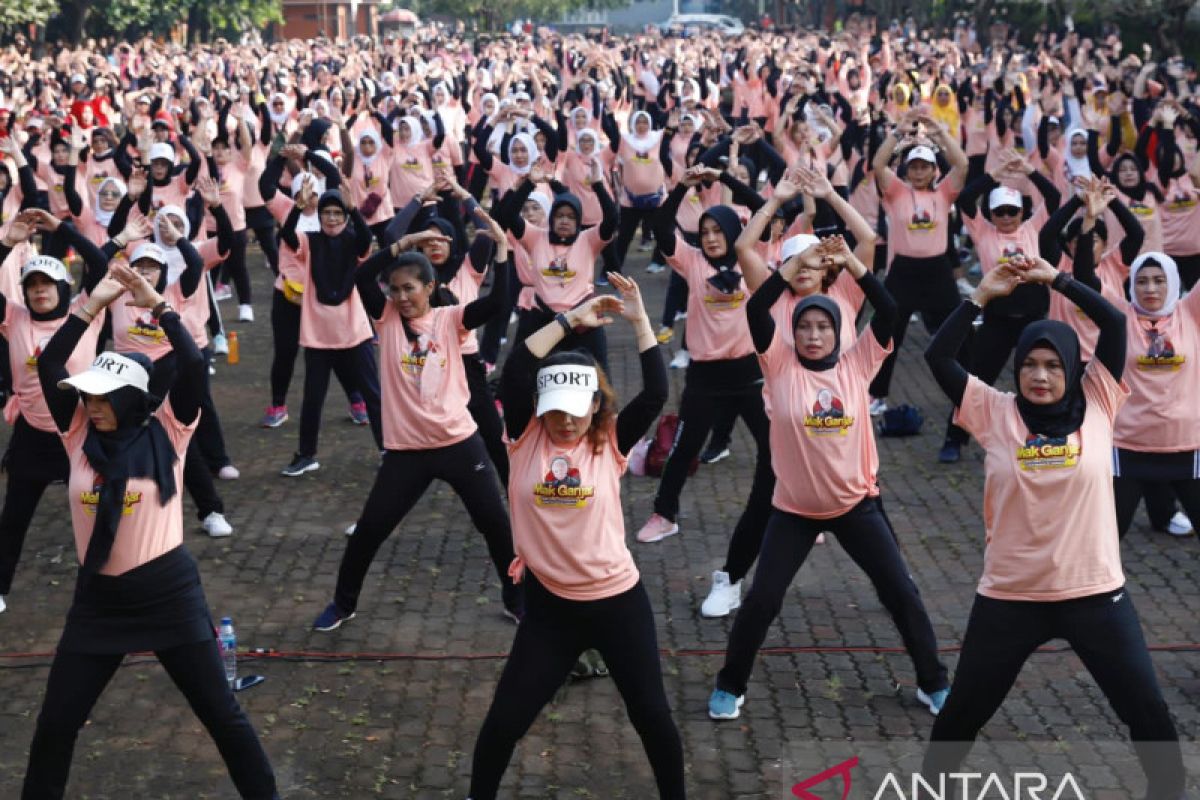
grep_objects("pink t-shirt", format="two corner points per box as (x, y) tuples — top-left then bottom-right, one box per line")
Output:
(953, 365), (1128, 601)
(267, 194), (309, 294)
(759, 324), (892, 519)
(507, 423), (639, 601)
(386, 142), (434, 209)
(350, 152), (396, 227)
(1156, 175), (1200, 256)
(1113, 290), (1200, 452)
(1107, 192), (1163, 256)
(37, 161), (86, 219)
(295, 233), (373, 350)
(63, 400), (196, 576)
(2, 297), (105, 433)
(516, 224), (607, 312)
(1046, 252), (1124, 362)
(617, 136), (664, 199)
(207, 153), (248, 231)
(666, 235), (754, 362)
(964, 210), (1047, 275)
(109, 276), (189, 361)
(446, 260), (486, 356)
(881, 177), (959, 260)
(148, 174), (192, 218)
(376, 302), (476, 451)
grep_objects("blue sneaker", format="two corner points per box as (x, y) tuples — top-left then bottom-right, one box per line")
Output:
(917, 687), (950, 715)
(937, 441), (961, 464)
(708, 688), (745, 720)
(312, 603), (355, 632)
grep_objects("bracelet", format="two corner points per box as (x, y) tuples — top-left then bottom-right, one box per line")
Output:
(554, 312), (574, 336)
(77, 306), (96, 323)
(152, 301), (174, 319)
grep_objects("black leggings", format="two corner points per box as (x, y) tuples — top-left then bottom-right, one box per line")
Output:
(613, 205), (664, 273)
(183, 442), (224, 521)
(470, 575), (685, 799)
(926, 589), (1183, 800)
(218, 229), (251, 305)
(1114, 475), (1200, 537)
(270, 291), (362, 409)
(246, 208), (279, 277)
(333, 435), (515, 614)
(0, 475), (52, 595)
(717, 499), (948, 697)
(193, 346), (232, 472)
(22, 638), (278, 799)
(660, 270), (689, 328)
(463, 353), (509, 486)
(298, 341), (383, 457)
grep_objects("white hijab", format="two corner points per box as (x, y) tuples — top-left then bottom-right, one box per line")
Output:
(576, 128), (600, 155)
(153, 205), (192, 286)
(356, 129), (382, 168)
(93, 177), (126, 228)
(268, 93), (293, 126)
(508, 132), (539, 177)
(1065, 128), (1093, 181)
(623, 110), (662, 153)
(395, 114), (423, 147)
(1129, 252), (1181, 319)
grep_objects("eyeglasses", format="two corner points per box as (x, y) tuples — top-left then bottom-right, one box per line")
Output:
(98, 190), (122, 199)
(319, 209), (346, 219)
(992, 206), (1022, 218)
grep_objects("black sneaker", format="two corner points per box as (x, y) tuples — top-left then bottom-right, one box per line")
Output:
(937, 441), (962, 464)
(281, 454), (320, 477)
(700, 445), (731, 464)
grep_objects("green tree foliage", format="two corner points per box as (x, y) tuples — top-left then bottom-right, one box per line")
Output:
(21, 0), (282, 43)
(0, 0), (60, 29)
(416, 0), (624, 30)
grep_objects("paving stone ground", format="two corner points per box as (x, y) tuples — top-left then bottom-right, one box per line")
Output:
(0, 245), (1198, 798)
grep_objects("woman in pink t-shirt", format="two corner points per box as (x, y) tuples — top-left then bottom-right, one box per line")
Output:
(601, 109), (668, 273)
(471, 275), (683, 800)
(311, 222), (518, 631)
(921, 255), (1182, 796)
(0, 214), (109, 609)
(1150, 110), (1200, 288)
(25, 264), (277, 799)
(1108, 152), (1164, 256)
(1111, 252), (1200, 539)
(709, 235), (949, 721)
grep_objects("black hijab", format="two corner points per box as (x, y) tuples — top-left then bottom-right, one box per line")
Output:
(308, 190), (360, 306)
(1013, 320), (1086, 438)
(80, 356), (178, 574)
(548, 192), (583, 246)
(423, 216), (464, 285)
(22, 268), (72, 323)
(791, 294), (842, 372)
(699, 205), (744, 295)
(1109, 152), (1163, 203)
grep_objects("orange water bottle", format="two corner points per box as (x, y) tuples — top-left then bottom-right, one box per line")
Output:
(227, 331), (239, 365)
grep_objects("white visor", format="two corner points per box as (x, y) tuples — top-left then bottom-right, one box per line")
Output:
(131, 242), (168, 265)
(781, 234), (821, 263)
(58, 352), (150, 396)
(988, 186), (1023, 211)
(21, 255), (72, 285)
(149, 142), (176, 164)
(535, 365), (599, 418)
(905, 145), (938, 164)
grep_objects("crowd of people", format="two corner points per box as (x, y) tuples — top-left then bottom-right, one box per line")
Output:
(0, 13), (1196, 798)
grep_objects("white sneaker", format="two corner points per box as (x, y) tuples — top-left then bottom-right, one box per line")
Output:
(669, 349), (691, 369)
(645, 261), (666, 274)
(212, 283), (234, 302)
(238, 304), (255, 322)
(701, 570), (742, 618)
(212, 333), (229, 355)
(345, 522), (357, 536)
(202, 512), (233, 538)
(218, 465), (240, 480)
(673, 310), (688, 321)
(1167, 511), (1194, 536)
(816, 532), (826, 544)
(869, 397), (888, 417)
(0, 595), (6, 614)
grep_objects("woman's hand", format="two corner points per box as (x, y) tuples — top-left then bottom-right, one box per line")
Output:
(24, 208), (61, 233)
(82, 274), (127, 315)
(127, 167), (147, 200)
(399, 229), (450, 252)
(771, 177), (801, 203)
(795, 165), (833, 199)
(971, 263), (1023, 306)
(196, 173), (221, 208)
(564, 294), (624, 329)
(110, 261), (165, 310)
(607, 272), (649, 325)
(1011, 254), (1059, 285)
(475, 208), (509, 261)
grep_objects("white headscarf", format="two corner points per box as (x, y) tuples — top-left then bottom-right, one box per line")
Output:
(1129, 252), (1181, 319)
(93, 177), (126, 228)
(268, 93), (292, 126)
(153, 204), (192, 286)
(395, 114), (423, 147)
(528, 191), (552, 222)
(480, 93), (499, 118)
(624, 110), (662, 153)
(576, 128), (600, 155)
(508, 132), (539, 177)
(1065, 128), (1093, 181)
(356, 129), (382, 167)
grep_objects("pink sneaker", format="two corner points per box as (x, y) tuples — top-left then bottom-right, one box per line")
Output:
(636, 513), (679, 544)
(349, 401), (369, 425)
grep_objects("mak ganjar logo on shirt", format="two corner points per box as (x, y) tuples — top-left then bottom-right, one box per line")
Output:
(996, 242), (1025, 265)
(80, 475), (143, 516)
(703, 288), (746, 310)
(400, 335), (443, 376)
(1166, 190), (1197, 211)
(1017, 433), (1082, 471)
(1136, 330), (1185, 371)
(907, 207), (936, 231)
(803, 389), (854, 436)
(1129, 198), (1155, 217)
(533, 455), (595, 507)
(541, 255), (576, 281)
(128, 314), (166, 346)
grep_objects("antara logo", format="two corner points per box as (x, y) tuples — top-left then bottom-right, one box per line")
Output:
(791, 757), (1088, 800)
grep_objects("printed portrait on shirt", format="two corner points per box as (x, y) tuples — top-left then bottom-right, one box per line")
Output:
(1137, 329), (1185, 371)
(908, 206), (935, 230)
(401, 334), (442, 375)
(128, 312), (166, 346)
(1129, 198), (1154, 217)
(541, 255), (576, 281)
(24, 334), (51, 372)
(996, 242), (1025, 265)
(1016, 432), (1082, 471)
(1167, 189), (1196, 211)
(803, 388), (854, 434)
(533, 455), (594, 507)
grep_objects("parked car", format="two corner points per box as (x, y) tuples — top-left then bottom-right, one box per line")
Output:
(659, 13), (745, 36)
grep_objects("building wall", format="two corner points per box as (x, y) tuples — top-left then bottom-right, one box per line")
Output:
(558, 0), (675, 32)
(280, 2), (377, 40)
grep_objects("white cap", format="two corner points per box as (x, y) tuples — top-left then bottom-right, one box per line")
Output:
(70, 73), (86, 84)
(535, 364), (599, 418)
(988, 186), (1023, 211)
(148, 142), (176, 164)
(20, 255), (72, 285)
(25, 116), (44, 129)
(58, 352), (150, 396)
(1046, 115), (1061, 126)
(905, 145), (938, 164)
(780, 234), (821, 263)
(131, 242), (167, 265)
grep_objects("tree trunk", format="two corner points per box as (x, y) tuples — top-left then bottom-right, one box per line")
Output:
(59, 0), (89, 44)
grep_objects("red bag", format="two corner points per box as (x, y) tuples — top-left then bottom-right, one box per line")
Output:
(644, 413), (698, 477)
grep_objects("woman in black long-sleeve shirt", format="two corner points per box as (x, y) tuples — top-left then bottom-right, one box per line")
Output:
(470, 274), (682, 800)
(23, 263), (278, 800)
(310, 213), (520, 631)
(921, 255), (1183, 799)
(708, 235), (949, 721)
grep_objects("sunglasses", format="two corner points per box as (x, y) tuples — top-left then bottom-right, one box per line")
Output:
(992, 206), (1022, 217)
(98, 190), (122, 198)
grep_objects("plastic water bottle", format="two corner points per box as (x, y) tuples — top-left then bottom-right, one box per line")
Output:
(227, 331), (240, 365)
(219, 617), (237, 688)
